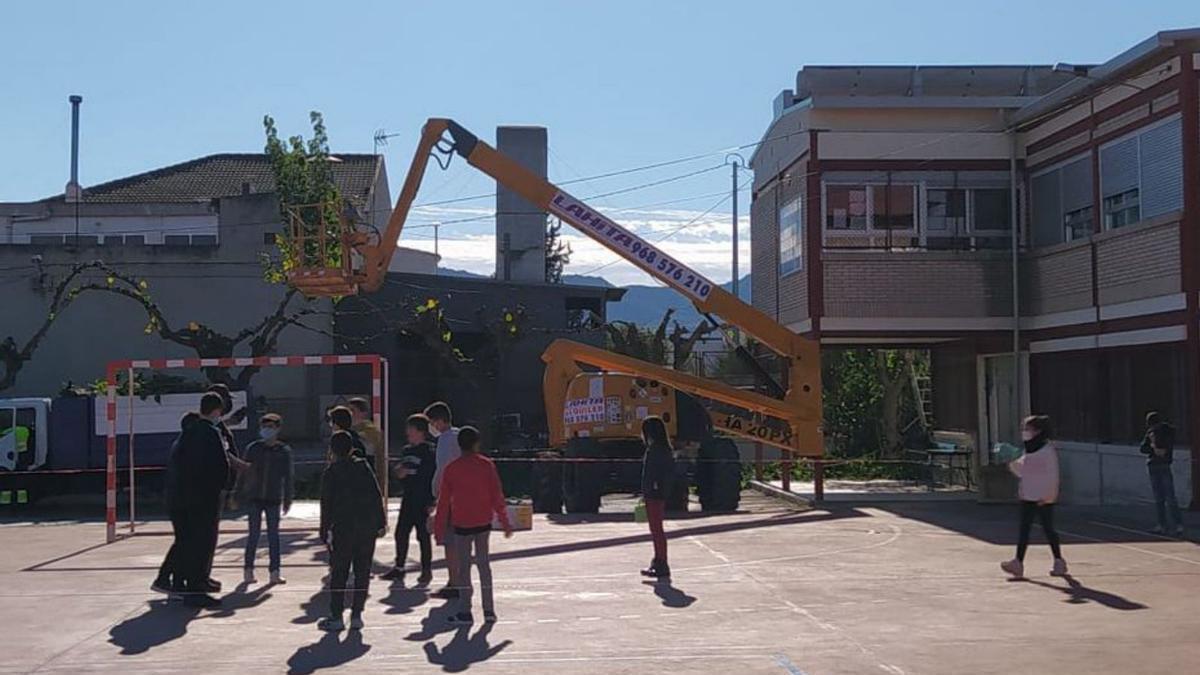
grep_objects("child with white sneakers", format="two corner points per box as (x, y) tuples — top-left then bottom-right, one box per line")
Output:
(1001, 414), (1068, 579)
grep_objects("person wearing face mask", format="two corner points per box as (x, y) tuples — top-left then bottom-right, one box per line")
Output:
(1001, 415), (1067, 579)
(173, 393), (231, 608)
(239, 413), (294, 585)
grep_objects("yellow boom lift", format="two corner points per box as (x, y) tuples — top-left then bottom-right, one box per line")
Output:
(287, 119), (822, 512)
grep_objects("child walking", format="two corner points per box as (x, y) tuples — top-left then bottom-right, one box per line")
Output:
(640, 416), (675, 580)
(381, 414), (436, 584)
(434, 426), (512, 625)
(1001, 414), (1068, 579)
(240, 413), (294, 585)
(319, 431), (387, 631)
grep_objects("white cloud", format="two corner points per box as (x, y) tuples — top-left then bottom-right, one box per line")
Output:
(400, 207), (753, 287)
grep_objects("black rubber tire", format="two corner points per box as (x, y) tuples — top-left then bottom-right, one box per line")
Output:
(531, 453), (564, 514)
(562, 439), (603, 514)
(698, 438), (741, 512)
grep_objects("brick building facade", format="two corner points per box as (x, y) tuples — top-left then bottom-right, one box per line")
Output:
(750, 29), (1200, 506)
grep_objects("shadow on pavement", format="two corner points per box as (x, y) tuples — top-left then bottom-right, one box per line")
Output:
(406, 602), (460, 642)
(286, 630), (371, 674)
(107, 584), (271, 655)
(1016, 575), (1149, 610)
(380, 580), (430, 615)
(107, 601), (200, 655)
(642, 579), (697, 608)
(865, 502), (1195, 547)
(422, 624), (512, 673)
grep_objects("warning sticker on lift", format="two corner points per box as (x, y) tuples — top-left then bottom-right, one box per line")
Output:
(605, 396), (622, 424)
(549, 191), (714, 302)
(564, 397), (606, 425)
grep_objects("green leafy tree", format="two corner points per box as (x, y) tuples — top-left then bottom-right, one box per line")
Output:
(261, 111), (345, 283)
(545, 218), (572, 283)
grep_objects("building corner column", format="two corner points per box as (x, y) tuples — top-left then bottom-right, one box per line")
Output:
(1177, 50), (1200, 510)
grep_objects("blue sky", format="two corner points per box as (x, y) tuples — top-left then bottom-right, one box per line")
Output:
(3, 1), (1197, 284)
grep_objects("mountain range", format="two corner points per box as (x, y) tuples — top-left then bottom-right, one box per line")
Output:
(437, 267), (752, 328)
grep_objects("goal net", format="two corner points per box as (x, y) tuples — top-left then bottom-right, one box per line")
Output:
(104, 354), (388, 543)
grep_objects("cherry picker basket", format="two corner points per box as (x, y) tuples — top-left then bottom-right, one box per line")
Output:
(282, 202), (368, 297)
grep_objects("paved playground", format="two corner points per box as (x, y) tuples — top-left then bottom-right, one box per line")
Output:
(1, 493), (1198, 674)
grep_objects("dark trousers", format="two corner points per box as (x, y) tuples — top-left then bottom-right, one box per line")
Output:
(245, 500), (282, 571)
(329, 533), (376, 616)
(395, 504), (432, 571)
(646, 498), (668, 564)
(160, 510), (184, 585)
(1016, 500), (1062, 562)
(176, 501), (220, 591)
(1148, 464), (1182, 530)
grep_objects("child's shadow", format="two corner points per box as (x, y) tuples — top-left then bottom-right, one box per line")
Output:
(642, 580), (697, 608)
(1016, 575), (1148, 611)
(286, 630), (370, 674)
(405, 602), (459, 642)
(423, 624), (512, 673)
(380, 581), (429, 616)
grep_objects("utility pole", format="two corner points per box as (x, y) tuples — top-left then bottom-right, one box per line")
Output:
(725, 153), (747, 302)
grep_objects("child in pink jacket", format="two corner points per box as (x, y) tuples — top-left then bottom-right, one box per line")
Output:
(1001, 415), (1068, 579)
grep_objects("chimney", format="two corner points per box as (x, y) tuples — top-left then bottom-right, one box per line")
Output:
(64, 95), (83, 203)
(494, 126), (548, 282)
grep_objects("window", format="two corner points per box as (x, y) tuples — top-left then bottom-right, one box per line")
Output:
(1031, 154), (1091, 247)
(1099, 116), (1183, 229)
(164, 235), (191, 246)
(190, 234), (218, 246)
(972, 189), (1011, 231)
(926, 189), (966, 236)
(1064, 207), (1093, 241)
(263, 232), (278, 245)
(778, 196), (803, 275)
(1103, 188), (1140, 229)
(872, 185), (915, 230)
(825, 186), (867, 230)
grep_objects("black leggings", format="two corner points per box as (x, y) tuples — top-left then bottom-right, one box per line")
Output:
(1017, 501), (1062, 562)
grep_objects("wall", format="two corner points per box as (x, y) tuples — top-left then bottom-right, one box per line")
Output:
(822, 251), (1012, 319)
(1057, 443), (1191, 506)
(750, 180), (781, 320)
(0, 193), (335, 438)
(495, 126), (547, 283)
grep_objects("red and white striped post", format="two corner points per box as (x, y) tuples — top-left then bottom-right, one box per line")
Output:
(105, 365), (118, 543)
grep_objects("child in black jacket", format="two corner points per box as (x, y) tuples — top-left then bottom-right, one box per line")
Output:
(381, 414), (436, 584)
(319, 431), (386, 631)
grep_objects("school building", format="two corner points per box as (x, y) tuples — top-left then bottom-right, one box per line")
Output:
(749, 29), (1200, 506)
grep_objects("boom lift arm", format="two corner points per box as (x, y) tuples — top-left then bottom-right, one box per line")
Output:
(293, 118), (822, 455)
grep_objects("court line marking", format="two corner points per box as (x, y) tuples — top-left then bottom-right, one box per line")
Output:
(1058, 527), (1200, 567)
(1087, 520), (1192, 543)
(775, 653), (809, 675)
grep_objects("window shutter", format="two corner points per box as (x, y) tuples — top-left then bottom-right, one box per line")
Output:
(1060, 156), (1092, 213)
(1139, 117), (1183, 219)
(1100, 136), (1138, 198)
(1031, 170), (1062, 247)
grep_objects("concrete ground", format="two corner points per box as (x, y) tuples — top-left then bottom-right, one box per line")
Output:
(2, 493), (1198, 674)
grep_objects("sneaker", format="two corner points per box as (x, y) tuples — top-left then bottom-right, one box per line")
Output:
(349, 613), (364, 630)
(167, 584), (185, 602)
(150, 578), (172, 595)
(203, 578), (223, 593)
(1050, 558), (1069, 577)
(318, 616), (345, 632)
(431, 586), (459, 600)
(380, 567), (404, 581)
(417, 570), (433, 586)
(184, 593), (222, 609)
(1000, 559), (1024, 578)
(270, 569), (286, 585)
(483, 611), (497, 624)
(244, 568), (257, 584)
(640, 561), (670, 579)
(447, 612), (474, 626)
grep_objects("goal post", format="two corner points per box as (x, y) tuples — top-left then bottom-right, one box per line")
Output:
(105, 353), (389, 543)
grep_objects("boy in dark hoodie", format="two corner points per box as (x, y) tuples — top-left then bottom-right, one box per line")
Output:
(1141, 411), (1183, 536)
(319, 430), (386, 631)
(381, 414), (436, 584)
